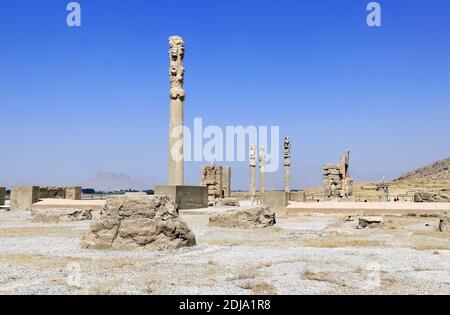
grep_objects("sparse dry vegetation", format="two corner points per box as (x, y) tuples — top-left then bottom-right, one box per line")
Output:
(300, 236), (386, 248)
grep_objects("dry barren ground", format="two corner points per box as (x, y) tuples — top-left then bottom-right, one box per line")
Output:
(0, 207), (450, 295)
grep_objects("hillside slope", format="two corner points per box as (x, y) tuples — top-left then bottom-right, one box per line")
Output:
(395, 157), (450, 182)
(389, 157), (450, 194)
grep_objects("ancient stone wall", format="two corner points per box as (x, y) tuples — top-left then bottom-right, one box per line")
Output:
(201, 163), (232, 199)
(39, 187), (66, 199)
(201, 163), (223, 198)
(65, 187), (82, 200)
(323, 151), (353, 199)
(38, 186), (82, 200)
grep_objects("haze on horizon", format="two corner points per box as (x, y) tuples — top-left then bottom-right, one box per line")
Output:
(1, 0), (449, 191)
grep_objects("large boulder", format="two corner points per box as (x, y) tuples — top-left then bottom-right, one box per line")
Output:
(80, 195), (196, 250)
(439, 213), (450, 232)
(209, 206), (276, 229)
(31, 208), (93, 223)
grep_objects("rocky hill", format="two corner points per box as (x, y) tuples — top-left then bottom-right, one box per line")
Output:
(394, 157), (450, 182)
(388, 157), (450, 194)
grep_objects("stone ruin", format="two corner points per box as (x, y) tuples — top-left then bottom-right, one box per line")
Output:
(10, 186), (40, 211)
(439, 213), (449, 232)
(209, 206), (276, 229)
(201, 163), (231, 198)
(249, 144), (257, 198)
(9, 186), (82, 212)
(39, 186), (82, 200)
(32, 208), (93, 223)
(323, 151), (353, 199)
(0, 187), (5, 206)
(168, 35), (186, 186)
(284, 137), (291, 193)
(81, 195), (196, 250)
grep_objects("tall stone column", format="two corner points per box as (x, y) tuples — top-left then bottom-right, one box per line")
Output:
(249, 145), (257, 197)
(284, 137), (291, 193)
(168, 36), (185, 186)
(259, 146), (266, 193)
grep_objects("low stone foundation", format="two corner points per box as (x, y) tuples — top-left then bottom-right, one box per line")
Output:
(209, 206), (276, 229)
(32, 209), (93, 223)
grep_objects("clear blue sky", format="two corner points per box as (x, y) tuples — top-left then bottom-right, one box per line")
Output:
(1, 0), (449, 190)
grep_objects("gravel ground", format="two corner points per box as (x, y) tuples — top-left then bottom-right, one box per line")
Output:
(0, 209), (450, 295)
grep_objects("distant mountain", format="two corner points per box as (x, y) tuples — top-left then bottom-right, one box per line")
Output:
(394, 157), (450, 182)
(81, 172), (157, 192)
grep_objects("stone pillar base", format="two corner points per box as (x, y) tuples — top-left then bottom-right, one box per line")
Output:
(260, 191), (289, 215)
(10, 186), (40, 211)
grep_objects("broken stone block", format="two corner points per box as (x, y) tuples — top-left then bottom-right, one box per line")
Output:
(10, 186), (40, 211)
(209, 206), (276, 229)
(31, 208), (93, 223)
(65, 187), (82, 200)
(439, 213), (450, 232)
(413, 190), (450, 203)
(215, 198), (239, 207)
(356, 217), (384, 229)
(80, 195), (196, 251)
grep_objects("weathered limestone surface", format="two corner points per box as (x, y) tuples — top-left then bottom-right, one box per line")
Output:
(39, 186), (82, 200)
(154, 185), (208, 210)
(209, 206), (276, 229)
(323, 151), (353, 199)
(357, 216), (384, 229)
(284, 137), (291, 193)
(288, 191), (306, 202)
(65, 187), (82, 200)
(413, 190), (450, 203)
(168, 36), (185, 186)
(222, 167), (231, 198)
(32, 209), (93, 223)
(0, 187), (5, 206)
(201, 162), (224, 198)
(201, 163), (232, 205)
(215, 198), (239, 207)
(10, 186), (40, 211)
(81, 195), (196, 250)
(124, 192), (148, 196)
(439, 213), (450, 232)
(261, 191), (289, 213)
(39, 187), (66, 199)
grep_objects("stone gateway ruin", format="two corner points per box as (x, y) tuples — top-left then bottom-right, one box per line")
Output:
(323, 151), (353, 199)
(201, 162), (232, 203)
